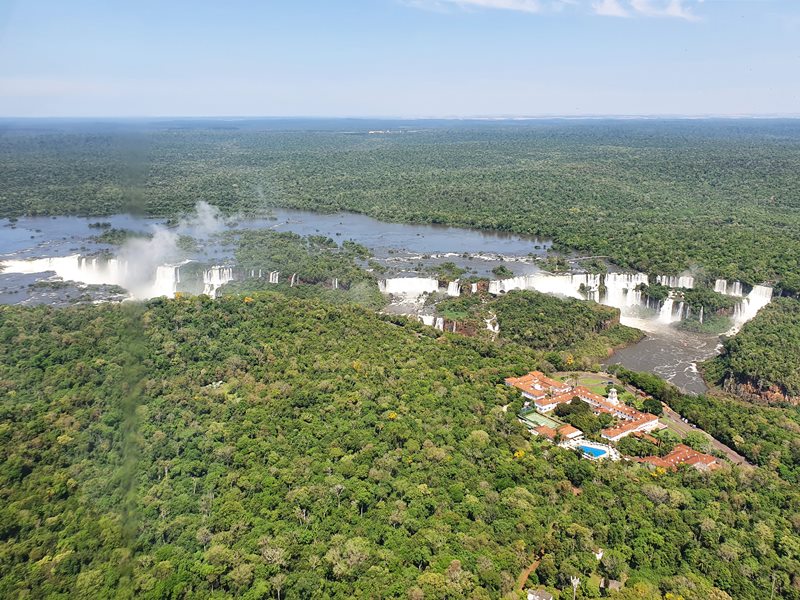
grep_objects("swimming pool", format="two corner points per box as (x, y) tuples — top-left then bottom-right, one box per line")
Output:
(580, 445), (608, 459)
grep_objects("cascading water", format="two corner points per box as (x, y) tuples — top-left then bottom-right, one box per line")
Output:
(269, 271), (280, 284)
(0, 253), (190, 299)
(731, 285), (773, 330)
(483, 269), (777, 330)
(488, 272), (648, 311)
(379, 277), (439, 297)
(656, 275), (694, 289)
(203, 266), (235, 297)
(147, 265), (182, 298)
(446, 281), (460, 297)
(658, 296), (676, 324)
(714, 279), (744, 297)
(0, 254), (129, 287)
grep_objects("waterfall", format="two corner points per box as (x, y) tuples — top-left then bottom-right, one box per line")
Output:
(332, 278), (339, 290)
(434, 317), (444, 331)
(419, 315), (435, 327)
(446, 281), (460, 297)
(656, 275), (694, 289)
(269, 271), (280, 284)
(0, 254), (129, 287)
(699, 305), (704, 324)
(290, 273), (298, 287)
(0, 253), (190, 299)
(487, 271), (647, 311)
(489, 273), (584, 298)
(379, 277), (439, 297)
(471, 283), (478, 294)
(202, 266), (235, 298)
(148, 265), (181, 298)
(658, 296), (677, 324)
(732, 285), (773, 329)
(714, 279), (744, 297)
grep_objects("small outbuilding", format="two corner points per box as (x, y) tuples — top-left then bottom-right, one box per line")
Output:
(600, 578), (623, 596)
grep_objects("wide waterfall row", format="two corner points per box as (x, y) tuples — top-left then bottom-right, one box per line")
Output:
(484, 271), (774, 329)
(714, 279), (744, 297)
(656, 275), (694, 289)
(379, 277), (446, 297)
(0, 254), (129, 287)
(488, 272), (649, 309)
(0, 253), (344, 300)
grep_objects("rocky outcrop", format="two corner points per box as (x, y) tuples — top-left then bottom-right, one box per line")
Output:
(721, 378), (800, 406)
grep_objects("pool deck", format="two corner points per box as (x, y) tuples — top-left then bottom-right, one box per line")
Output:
(561, 439), (621, 461)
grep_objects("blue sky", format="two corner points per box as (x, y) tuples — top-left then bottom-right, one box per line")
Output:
(0, 0), (798, 117)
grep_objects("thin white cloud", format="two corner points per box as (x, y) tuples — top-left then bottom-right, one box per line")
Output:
(629, 0), (699, 21)
(593, 0), (630, 17)
(407, 0), (544, 13)
(406, 0), (702, 20)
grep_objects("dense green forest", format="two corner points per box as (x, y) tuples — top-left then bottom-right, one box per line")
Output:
(705, 298), (800, 402)
(2, 119), (800, 286)
(438, 290), (642, 368)
(2, 296), (800, 599)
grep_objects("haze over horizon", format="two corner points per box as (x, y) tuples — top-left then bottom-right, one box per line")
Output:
(1, 0), (799, 118)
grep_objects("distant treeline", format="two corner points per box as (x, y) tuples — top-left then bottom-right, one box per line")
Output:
(2, 120), (800, 287)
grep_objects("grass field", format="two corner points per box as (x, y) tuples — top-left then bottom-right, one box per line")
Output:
(554, 371), (616, 395)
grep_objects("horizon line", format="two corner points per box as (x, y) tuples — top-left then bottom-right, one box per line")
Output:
(2, 113), (800, 121)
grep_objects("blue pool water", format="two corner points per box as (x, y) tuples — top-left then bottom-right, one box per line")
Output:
(580, 445), (608, 458)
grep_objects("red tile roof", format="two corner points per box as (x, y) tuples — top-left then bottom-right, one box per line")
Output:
(601, 413), (659, 440)
(557, 424), (582, 437)
(533, 425), (557, 440)
(636, 444), (720, 471)
(505, 371), (571, 398)
(534, 391), (578, 408)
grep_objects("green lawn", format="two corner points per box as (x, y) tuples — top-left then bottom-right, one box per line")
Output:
(554, 371), (616, 395)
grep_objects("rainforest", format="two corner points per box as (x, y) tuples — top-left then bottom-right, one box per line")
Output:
(2, 119), (800, 600)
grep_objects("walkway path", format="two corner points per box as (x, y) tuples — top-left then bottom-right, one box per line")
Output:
(515, 557), (541, 591)
(660, 404), (750, 465)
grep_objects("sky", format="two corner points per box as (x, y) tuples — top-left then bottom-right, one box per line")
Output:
(0, 0), (798, 117)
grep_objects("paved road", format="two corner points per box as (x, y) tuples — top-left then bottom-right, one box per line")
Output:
(660, 404), (750, 466)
